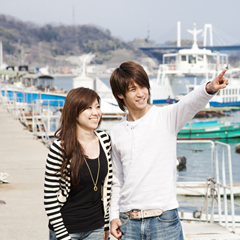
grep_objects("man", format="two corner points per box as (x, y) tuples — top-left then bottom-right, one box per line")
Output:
(109, 61), (228, 240)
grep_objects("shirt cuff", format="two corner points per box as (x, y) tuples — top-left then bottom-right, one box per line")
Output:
(205, 81), (218, 95)
(110, 211), (120, 222)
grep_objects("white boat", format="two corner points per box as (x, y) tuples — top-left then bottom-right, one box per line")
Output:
(72, 74), (123, 115)
(72, 53), (124, 115)
(152, 22), (240, 107)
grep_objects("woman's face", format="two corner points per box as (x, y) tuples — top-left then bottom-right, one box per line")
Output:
(76, 98), (102, 131)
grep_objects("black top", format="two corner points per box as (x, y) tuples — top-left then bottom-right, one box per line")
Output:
(49, 142), (108, 233)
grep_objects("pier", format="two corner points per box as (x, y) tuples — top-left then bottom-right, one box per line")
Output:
(1, 104), (240, 240)
(0, 104), (49, 239)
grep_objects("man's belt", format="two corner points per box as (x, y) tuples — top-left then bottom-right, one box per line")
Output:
(125, 209), (164, 219)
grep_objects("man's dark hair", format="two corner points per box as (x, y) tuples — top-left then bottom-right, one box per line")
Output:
(110, 61), (151, 111)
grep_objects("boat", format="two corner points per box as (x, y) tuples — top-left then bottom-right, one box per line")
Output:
(0, 63), (67, 107)
(153, 22), (240, 107)
(72, 53), (124, 115)
(177, 120), (240, 140)
(72, 74), (123, 115)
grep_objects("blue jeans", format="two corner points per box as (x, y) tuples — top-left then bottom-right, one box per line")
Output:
(49, 227), (104, 240)
(119, 209), (183, 240)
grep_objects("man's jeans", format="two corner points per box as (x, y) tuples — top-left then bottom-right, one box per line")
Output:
(119, 209), (184, 240)
(49, 227), (104, 240)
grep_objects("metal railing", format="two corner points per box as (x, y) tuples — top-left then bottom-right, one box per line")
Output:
(1, 90), (62, 146)
(177, 140), (235, 232)
(215, 141), (235, 232)
(31, 99), (63, 134)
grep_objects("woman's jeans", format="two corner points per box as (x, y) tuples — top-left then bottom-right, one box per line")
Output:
(49, 227), (104, 240)
(119, 209), (184, 240)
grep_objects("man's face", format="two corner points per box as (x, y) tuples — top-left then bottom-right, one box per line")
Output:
(119, 82), (149, 112)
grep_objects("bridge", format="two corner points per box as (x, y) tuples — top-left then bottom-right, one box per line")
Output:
(139, 45), (240, 52)
(138, 22), (240, 63)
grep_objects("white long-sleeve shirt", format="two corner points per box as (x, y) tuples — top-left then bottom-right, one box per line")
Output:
(110, 83), (214, 221)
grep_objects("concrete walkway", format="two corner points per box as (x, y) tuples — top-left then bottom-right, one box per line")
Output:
(0, 105), (117, 240)
(2, 103), (239, 240)
(0, 105), (49, 239)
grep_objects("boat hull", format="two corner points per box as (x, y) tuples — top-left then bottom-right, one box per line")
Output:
(177, 123), (240, 140)
(1, 89), (66, 106)
(210, 101), (240, 107)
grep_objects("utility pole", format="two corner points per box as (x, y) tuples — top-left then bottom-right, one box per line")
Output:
(72, 5), (76, 26)
(145, 24), (150, 46)
(21, 45), (24, 65)
(0, 41), (3, 68)
(38, 42), (42, 62)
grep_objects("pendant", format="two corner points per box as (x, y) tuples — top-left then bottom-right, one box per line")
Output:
(94, 186), (98, 191)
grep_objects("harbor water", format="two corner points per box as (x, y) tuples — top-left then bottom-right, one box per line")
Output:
(54, 76), (240, 216)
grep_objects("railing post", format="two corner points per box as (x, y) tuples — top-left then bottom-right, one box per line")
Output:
(215, 141), (235, 233)
(210, 142), (215, 223)
(221, 147), (228, 229)
(48, 100), (50, 132)
(227, 144), (236, 232)
(32, 101), (35, 135)
(215, 146), (222, 225)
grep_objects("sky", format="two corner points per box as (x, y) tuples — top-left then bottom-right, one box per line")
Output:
(0, 0), (240, 45)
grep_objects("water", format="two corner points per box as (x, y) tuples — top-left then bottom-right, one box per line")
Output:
(54, 76), (240, 215)
(54, 77), (74, 93)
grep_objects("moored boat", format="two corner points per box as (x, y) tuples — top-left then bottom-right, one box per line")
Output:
(154, 22), (240, 107)
(177, 120), (240, 140)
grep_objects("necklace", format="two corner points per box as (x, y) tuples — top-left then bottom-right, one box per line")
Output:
(84, 156), (100, 191)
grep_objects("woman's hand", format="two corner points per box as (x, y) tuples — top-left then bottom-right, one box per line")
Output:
(103, 230), (110, 240)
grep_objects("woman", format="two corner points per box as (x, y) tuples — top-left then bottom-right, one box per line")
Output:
(44, 87), (112, 240)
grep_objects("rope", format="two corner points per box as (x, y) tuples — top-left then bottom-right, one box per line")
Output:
(200, 177), (218, 223)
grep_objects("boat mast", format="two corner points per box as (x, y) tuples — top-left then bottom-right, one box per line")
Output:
(187, 22), (202, 50)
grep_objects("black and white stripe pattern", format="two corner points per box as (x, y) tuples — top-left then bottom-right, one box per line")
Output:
(44, 130), (112, 240)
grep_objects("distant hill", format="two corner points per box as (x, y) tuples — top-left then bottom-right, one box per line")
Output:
(0, 14), (146, 69)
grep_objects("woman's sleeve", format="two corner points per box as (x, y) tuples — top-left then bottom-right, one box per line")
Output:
(44, 141), (71, 240)
(103, 133), (112, 231)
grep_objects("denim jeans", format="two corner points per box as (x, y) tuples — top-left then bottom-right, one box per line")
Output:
(119, 209), (183, 240)
(49, 227), (104, 240)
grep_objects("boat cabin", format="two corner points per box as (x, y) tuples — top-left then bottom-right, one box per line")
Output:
(22, 73), (54, 90)
(162, 48), (228, 75)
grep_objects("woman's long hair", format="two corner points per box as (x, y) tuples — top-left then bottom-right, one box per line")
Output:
(54, 87), (101, 189)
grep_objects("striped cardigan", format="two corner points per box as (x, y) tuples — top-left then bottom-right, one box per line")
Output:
(44, 130), (112, 240)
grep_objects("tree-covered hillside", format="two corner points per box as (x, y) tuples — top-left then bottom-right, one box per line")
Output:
(0, 14), (139, 67)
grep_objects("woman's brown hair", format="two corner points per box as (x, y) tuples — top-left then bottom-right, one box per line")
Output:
(110, 61), (150, 111)
(54, 87), (101, 189)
